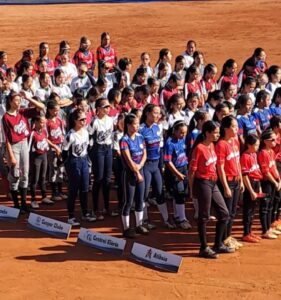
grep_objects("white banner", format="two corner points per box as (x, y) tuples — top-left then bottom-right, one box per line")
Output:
(27, 213), (72, 239)
(131, 242), (183, 273)
(0, 205), (20, 222)
(78, 227), (126, 255)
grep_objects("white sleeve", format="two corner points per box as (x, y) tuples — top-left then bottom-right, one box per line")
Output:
(62, 132), (73, 151)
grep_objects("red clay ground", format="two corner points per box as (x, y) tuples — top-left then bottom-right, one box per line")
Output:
(1, 0), (281, 299)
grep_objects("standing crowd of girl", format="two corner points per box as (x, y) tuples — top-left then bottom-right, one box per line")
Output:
(1, 36), (281, 258)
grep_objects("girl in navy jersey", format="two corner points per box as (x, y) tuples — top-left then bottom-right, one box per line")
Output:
(258, 129), (281, 239)
(2, 92), (44, 212)
(164, 120), (191, 229)
(139, 104), (175, 229)
(216, 116), (244, 250)
(236, 95), (260, 146)
(189, 120), (232, 259)
(217, 59), (238, 91)
(29, 115), (61, 208)
(270, 87), (281, 116)
(252, 90), (272, 131)
(46, 100), (66, 201)
(62, 109), (95, 226)
(120, 114), (148, 238)
(240, 134), (263, 243)
(89, 98), (114, 219)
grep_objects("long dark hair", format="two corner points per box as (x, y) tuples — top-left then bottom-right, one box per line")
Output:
(140, 103), (156, 124)
(188, 110), (208, 134)
(124, 113), (138, 135)
(220, 58), (236, 77)
(191, 120), (219, 152)
(68, 108), (84, 130)
(243, 134), (259, 153)
(219, 115), (237, 138)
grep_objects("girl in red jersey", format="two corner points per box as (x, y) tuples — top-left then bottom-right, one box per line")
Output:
(147, 77), (160, 106)
(35, 42), (55, 76)
(2, 92), (44, 212)
(258, 129), (281, 239)
(29, 115), (61, 208)
(217, 59), (238, 91)
(73, 36), (95, 76)
(240, 134), (263, 243)
(189, 120), (232, 259)
(201, 63), (218, 97)
(96, 32), (117, 72)
(269, 116), (281, 230)
(46, 100), (66, 201)
(184, 65), (204, 107)
(216, 116), (244, 250)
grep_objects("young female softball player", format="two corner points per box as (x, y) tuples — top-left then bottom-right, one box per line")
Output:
(0, 51), (8, 77)
(14, 49), (34, 76)
(46, 100), (66, 201)
(138, 52), (153, 78)
(2, 92), (45, 212)
(29, 115), (61, 208)
(201, 63), (218, 95)
(270, 87), (281, 116)
(182, 40), (196, 68)
(184, 93), (200, 125)
(164, 120), (191, 229)
(266, 65), (281, 99)
(120, 113), (148, 238)
(252, 90), (272, 131)
(96, 32), (117, 71)
(35, 42), (55, 76)
(191, 51), (205, 79)
(213, 102), (230, 124)
(258, 129), (281, 239)
(217, 59), (238, 91)
(166, 93), (186, 128)
(189, 120), (232, 259)
(147, 77), (160, 106)
(156, 62), (170, 91)
(139, 104), (175, 229)
(35, 72), (52, 103)
(89, 98), (114, 219)
(56, 52), (78, 86)
(154, 48), (172, 79)
(203, 90), (224, 120)
(221, 82), (237, 106)
(215, 115), (244, 250)
(54, 40), (72, 67)
(62, 108), (96, 226)
(240, 134), (263, 243)
(159, 74), (181, 107)
(238, 76), (256, 105)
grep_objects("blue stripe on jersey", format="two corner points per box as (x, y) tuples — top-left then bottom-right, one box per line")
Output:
(120, 133), (145, 164)
(237, 114), (257, 136)
(164, 137), (187, 168)
(252, 108), (272, 131)
(139, 123), (161, 160)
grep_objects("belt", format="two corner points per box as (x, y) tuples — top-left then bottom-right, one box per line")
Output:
(227, 176), (240, 182)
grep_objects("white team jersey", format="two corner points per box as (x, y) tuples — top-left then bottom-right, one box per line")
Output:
(266, 82), (281, 99)
(52, 84), (72, 99)
(70, 76), (92, 94)
(35, 86), (52, 103)
(57, 63), (78, 86)
(113, 130), (123, 152)
(182, 52), (194, 68)
(154, 62), (172, 79)
(63, 127), (89, 157)
(89, 115), (113, 146)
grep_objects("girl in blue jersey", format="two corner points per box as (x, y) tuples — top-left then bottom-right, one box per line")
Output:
(270, 87), (281, 116)
(139, 104), (175, 229)
(236, 95), (260, 146)
(252, 90), (272, 131)
(164, 120), (191, 229)
(120, 114), (148, 238)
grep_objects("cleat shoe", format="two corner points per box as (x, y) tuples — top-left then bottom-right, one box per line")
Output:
(164, 218), (177, 229)
(143, 219), (157, 230)
(67, 218), (80, 226)
(213, 244), (235, 254)
(250, 233), (262, 241)
(199, 247), (218, 259)
(242, 234), (259, 243)
(123, 228), (136, 239)
(81, 213), (96, 222)
(178, 219), (192, 230)
(30, 201), (40, 209)
(262, 231), (278, 239)
(42, 197), (55, 205)
(135, 225), (149, 235)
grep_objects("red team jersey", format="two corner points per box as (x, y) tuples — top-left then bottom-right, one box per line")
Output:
(2, 108), (38, 144)
(258, 149), (279, 180)
(215, 138), (241, 177)
(189, 143), (218, 180)
(240, 152), (263, 180)
(96, 46), (117, 68)
(73, 50), (95, 70)
(29, 128), (49, 154)
(46, 117), (65, 145)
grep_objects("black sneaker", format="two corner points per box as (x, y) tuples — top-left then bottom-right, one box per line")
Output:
(213, 244), (235, 254)
(135, 225), (149, 235)
(143, 219), (157, 230)
(20, 204), (32, 215)
(123, 228), (136, 239)
(199, 247), (218, 259)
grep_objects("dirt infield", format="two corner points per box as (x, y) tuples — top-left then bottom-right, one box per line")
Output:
(1, 1), (281, 299)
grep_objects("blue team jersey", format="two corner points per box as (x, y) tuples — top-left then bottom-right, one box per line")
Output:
(139, 123), (161, 160)
(252, 108), (272, 131)
(270, 104), (281, 116)
(186, 128), (200, 158)
(237, 114), (258, 137)
(164, 137), (188, 168)
(120, 133), (145, 165)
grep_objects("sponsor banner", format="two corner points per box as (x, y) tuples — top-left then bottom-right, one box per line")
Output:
(78, 227), (126, 255)
(27, 213), (71, 239)
(0, 205), (20, 222)
(130, 242), (182, 273)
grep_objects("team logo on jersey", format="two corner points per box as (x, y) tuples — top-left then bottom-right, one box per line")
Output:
(37, 139), (49, 151)
(50, 128), (62, 139)
(140, 143), (144, 149)
(205, 156), (217, 166)
(14, 120), (29, 136)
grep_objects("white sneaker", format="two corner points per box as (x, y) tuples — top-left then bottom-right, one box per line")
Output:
(58, 193), (68, 200)
(31, 201), (39, 209)
(67, 218), (80, 226)
(42, 197), (55, 205)
(178, 219), (192, 230)
(81, 213), (96, 222)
